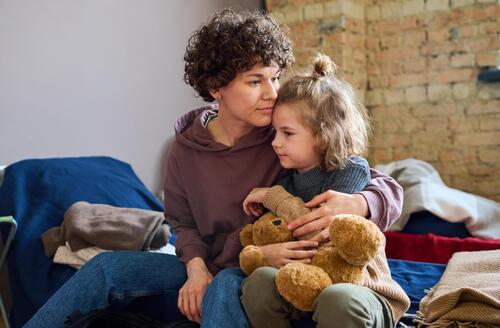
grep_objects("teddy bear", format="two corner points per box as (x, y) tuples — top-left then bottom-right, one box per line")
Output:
(239, 185), (384, 311)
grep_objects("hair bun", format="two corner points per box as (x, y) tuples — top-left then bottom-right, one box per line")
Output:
(312, 53), (336, 77)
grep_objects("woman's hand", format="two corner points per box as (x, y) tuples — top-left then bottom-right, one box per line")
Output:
(288, 190), (369, 243)
(261, 240), (318, 268)
(178, 257), (213, 323)
(243, 187), (270, 217)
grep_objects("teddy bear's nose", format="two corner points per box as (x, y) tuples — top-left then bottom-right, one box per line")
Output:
(272, 219), (282, 226)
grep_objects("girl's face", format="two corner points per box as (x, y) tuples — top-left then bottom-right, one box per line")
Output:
(213, 63), (281, 128)
(271, 103), (322, 173)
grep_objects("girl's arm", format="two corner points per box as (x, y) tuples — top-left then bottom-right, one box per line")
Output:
(242, 187), (270, 217)
(260, 240), (318, 268)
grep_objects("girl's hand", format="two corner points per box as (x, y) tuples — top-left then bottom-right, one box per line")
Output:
(177, 257), (213, 323)
(261, 240), (318, 268)
(288, 190), (369, 243)
(243, 187), (270, 216)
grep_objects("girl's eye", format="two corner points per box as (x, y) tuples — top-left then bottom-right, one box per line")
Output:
(284, 131), (293, 137)
(272, 76), (280, 82)
(248, 80), (261, 86)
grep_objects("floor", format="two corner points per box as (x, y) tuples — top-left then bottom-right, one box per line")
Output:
(0, 314), (5, 328)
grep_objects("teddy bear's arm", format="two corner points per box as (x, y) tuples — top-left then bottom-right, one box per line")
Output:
(239, 224), (254, 247)
(262, 186), (311, 225)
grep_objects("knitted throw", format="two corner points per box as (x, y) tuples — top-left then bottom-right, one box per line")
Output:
(417, 249), (500, 327)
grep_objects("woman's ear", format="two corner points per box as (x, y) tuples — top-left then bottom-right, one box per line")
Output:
(209, 89), (221, 101)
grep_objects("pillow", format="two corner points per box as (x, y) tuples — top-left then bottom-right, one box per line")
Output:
(0, 156), (163, 327)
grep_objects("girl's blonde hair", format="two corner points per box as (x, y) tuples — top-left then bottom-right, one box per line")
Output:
(276, 53), (371, 171)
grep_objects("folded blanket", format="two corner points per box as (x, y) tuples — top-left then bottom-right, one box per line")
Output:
(418, 249), (500, 327)
(42, 201), (170, 256)
(375, 158), (500, 239)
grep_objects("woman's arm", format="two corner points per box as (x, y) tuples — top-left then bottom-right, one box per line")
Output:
(288, 168), (403, 242)
(358, 168), (403, 231)
(163, 148), (211, 323)
(164, 147), (208, 265)
(178, 257), (213, 323)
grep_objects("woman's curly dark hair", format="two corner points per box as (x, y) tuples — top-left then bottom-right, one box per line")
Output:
(184, 9), (295, 102)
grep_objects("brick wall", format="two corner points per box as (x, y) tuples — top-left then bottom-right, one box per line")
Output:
(267, 0), (500, 202)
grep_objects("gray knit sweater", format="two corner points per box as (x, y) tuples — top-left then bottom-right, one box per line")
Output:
(277, 156), (370, 202)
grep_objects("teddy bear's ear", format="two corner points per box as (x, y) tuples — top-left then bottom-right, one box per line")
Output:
(240, 224), (255, 247)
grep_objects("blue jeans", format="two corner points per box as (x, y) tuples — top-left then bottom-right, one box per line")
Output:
(201, 268), (249, 328)
(24, 252), (250, 328)
(24, 251), (187, 328)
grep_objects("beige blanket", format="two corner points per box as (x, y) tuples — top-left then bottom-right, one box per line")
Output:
(418, 250), (500, 327)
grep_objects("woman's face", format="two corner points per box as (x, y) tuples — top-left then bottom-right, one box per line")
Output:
(214, 63), (281, 128)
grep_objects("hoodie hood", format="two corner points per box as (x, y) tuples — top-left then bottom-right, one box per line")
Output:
(174, 104), (275, 152)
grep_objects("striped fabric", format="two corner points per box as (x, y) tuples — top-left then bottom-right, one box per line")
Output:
(417, 250), (500, 327)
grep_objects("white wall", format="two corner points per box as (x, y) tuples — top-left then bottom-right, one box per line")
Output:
(0, 0), (262, 195)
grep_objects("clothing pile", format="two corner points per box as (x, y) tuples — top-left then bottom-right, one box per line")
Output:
(42, 201), (171, 269)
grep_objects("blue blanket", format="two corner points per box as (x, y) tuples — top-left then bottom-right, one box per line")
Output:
(0, 157), (163, 327)
(388, 258), (445, 324)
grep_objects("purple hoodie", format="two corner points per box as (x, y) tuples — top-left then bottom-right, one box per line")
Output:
(163, 106), (403, 274)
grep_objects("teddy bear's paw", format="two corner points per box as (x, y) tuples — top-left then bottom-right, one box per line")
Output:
(276, 263), (332, 312)
(329, 214), (384, 266)
(239, 245), (265, 276)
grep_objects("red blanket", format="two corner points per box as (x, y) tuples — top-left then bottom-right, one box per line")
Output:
(384, 232), (500, 264)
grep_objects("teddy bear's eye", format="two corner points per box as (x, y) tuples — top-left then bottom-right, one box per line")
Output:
(272, 219), (282, 226)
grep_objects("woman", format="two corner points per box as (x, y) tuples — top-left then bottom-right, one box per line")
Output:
(24, 9), (402, 328)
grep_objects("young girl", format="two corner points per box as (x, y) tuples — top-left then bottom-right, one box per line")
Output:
(241, 54), (410, 328)
(242, 53), (371, 220)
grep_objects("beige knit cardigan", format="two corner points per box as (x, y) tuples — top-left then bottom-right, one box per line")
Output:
(364, 247), (411, 323)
